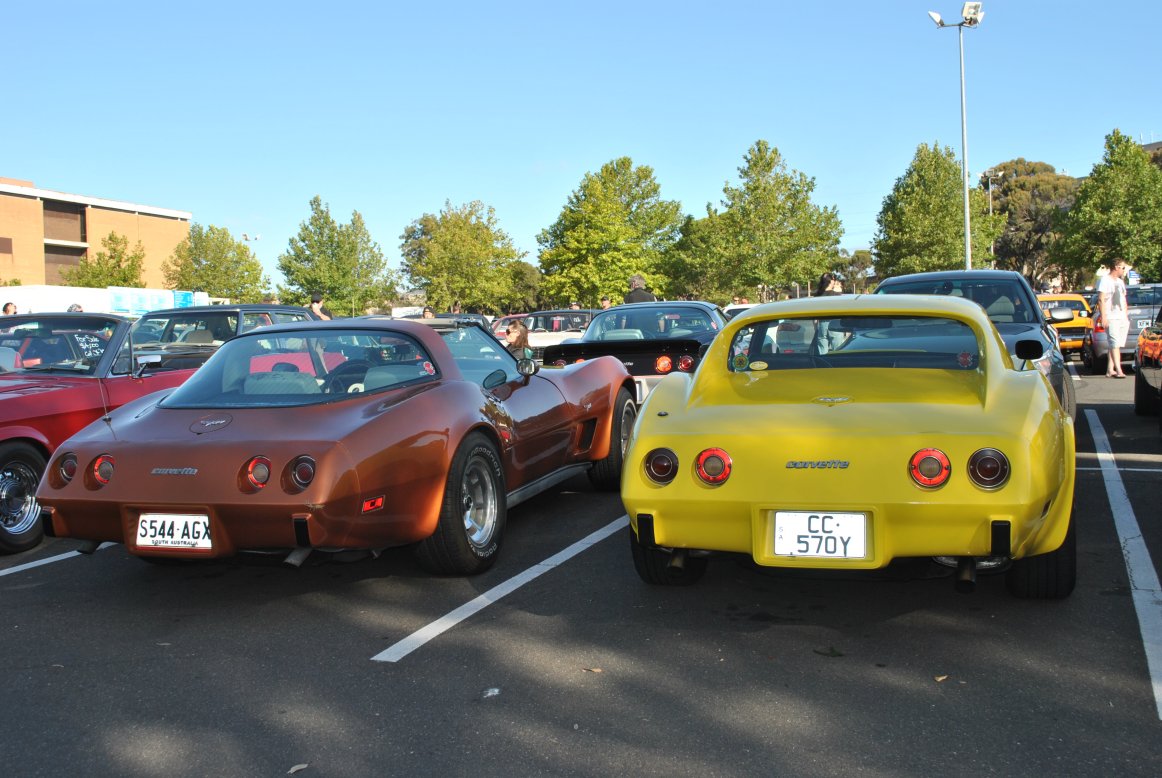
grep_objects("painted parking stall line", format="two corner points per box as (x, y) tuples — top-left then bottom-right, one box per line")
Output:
(372, 515), (629, 663)
(1086, 409), (1162, 719)
(0, 543), (114, 578)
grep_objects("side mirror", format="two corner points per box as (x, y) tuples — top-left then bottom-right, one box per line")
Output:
(517, 358), (539, 377)
(134, 353), (163, 378)
(1014, 340), (1044, 361)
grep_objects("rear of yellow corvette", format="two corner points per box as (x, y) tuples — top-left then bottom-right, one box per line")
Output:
(622, 295), (1076, 599)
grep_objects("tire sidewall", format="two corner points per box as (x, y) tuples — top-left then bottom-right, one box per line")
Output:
(454, 436), (505, 562)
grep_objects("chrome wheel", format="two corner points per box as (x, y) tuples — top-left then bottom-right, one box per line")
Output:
(0, 461), (40, 537)
(460, 456), (499, 550)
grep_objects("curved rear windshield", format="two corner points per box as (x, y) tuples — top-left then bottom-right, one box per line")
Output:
(160, 329), (437, 408)
(877, 278), (1038, 324)
(583, 306), (718, 342)
(728, 316), (980, 371)
(1039, 298), (1089, 314)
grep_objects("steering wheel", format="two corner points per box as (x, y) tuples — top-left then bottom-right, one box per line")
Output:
(322, 360), (373, 394)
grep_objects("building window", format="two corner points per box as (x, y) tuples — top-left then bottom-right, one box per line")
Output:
(43, 201), (86, 243)
(44, 246), (86, 284)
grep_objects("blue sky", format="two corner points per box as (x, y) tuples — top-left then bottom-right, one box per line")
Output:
(5, 1), (1159, 289)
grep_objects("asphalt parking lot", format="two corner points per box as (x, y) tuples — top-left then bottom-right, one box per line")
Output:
(3, 365), (1161, 777)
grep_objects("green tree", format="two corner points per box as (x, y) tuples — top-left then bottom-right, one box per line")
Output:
(277, 196), (400, 317)
(1054, 129), (1162, 283)
(497, 260), (542, 313)
(400, 200), (524, 312)
(163, 223), (269, 302)
(982, 159), (1078, 286)
(657, 212), (734, 302)
(537, 157), (682, 305)
(835, 249), (874, 294)
(62, 231), (146, 288)
(714, 141), (844, 296)
(873, 142), (1004, 279)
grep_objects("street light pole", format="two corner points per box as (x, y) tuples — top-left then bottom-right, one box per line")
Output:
(984, 168), (1004, 256)
(929, 3), (985, 271)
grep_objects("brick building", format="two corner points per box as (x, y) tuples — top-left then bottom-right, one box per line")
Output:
(0, 177), (191, 287)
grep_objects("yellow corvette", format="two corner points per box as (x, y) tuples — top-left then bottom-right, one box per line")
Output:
(622, 294), (1076, 598)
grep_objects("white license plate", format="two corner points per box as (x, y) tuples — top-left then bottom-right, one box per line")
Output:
(136, 513), (212, 551)
(1137, 318), (1152, 330)
(774, 511), (866, 558)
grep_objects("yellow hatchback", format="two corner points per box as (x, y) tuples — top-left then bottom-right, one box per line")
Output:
(622, 295), (1076, 599)
(1038, 293), (1093, 358)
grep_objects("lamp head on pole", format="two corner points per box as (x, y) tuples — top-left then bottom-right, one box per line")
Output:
(927, 10), (944, 26)
(961, 2), (984, 26)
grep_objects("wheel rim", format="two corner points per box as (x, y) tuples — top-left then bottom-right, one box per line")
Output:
(618, 401), (637, 457)
(0, 462), (41, 536)
(460, 456), (498, 550)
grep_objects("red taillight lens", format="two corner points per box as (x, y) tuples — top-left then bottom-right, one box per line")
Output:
(655, 355), (673, 374)
(92, 454), (115, 485)
(968, 448), (1010, 489)
(695, 448), (732, 485)
(677, 355), (695, 372)
(246, 456), (272, 489)
(553, 359), (567, 367)
(574, 358), (586, 364)
(909, 448), (950, 488)
(291, 456), (316, 488)
(59, 454), (78, 483)
(644, 448), (679, 484)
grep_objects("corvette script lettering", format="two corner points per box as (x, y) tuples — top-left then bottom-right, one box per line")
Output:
(151, 468), (199, 476)
(785, 460), (849, 469)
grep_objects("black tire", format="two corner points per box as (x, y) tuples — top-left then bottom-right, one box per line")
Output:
(629, 527), (707, 586)
(1133, 369), (1160, 416)
(588, 387), (636, 491)
(413, 433), (505, 575)
(0, 442), (47, 554)
(1005, 513), (1076, 599)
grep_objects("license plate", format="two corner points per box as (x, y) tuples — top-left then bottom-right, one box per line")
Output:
(774, 511), (866, 558)
(1137, 318), (1152, 330)
(136, 513), (212, 551)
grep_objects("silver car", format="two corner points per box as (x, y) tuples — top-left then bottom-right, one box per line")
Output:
(1082, 283), (1162, 374)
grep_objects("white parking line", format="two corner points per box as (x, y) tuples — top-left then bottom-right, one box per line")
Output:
(371, 515), (629, 663)
(1086, 409), (1162, 719)
(0, 544), (113, 578)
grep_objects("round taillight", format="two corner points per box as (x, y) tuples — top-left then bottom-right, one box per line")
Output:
(644, 448), (679, 484)
(59, 454), (78, 483)
(246, 456), (272, 489)
(968, 448), (1010, 489)
(291, 456), (316, 488)
(909, 448), (950, 488)
(574, 358), (586, 364)
(695, 448), (732, 485)
(655, 355), (673, 374)
(92, 454), (115, 485)
(677, 355), (695, 372)
(553, 359), (567, 367)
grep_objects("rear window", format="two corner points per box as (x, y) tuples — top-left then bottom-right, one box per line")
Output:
(159, 329), (436, 408)
(584, 307), (717, 341)
(728, 316), (981, 371)
(0, 316), (119, 375)
(877, 279), (1038, 324)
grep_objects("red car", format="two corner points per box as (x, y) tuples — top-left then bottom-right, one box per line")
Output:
(0, 312), (223, 553)
(38, 318), (635, 575)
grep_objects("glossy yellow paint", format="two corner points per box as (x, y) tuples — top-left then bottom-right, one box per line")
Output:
(622, 295), (1075, 569)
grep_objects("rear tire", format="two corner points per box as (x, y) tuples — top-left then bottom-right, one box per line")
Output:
(588, 387), (636, 491)
(414, 433), (505, 575)
(0, 442), (47, 554)
(1134, 369), (1160, 416)
(629, 527), (707, 585)
(1006, 513), (1076, 599)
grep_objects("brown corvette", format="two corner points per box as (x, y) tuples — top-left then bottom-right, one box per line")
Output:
(37, 318), (635, 575)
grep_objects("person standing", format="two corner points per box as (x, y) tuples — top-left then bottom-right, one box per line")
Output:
(1098, 259), (1130, 378)
(624, 274), (656, 304)
(310, 292), (333, 320)
(2, 302), (15, 315)
(600, 296), (611, 310)
(505, 321), (532, 360)
(814, 272), (843, 297)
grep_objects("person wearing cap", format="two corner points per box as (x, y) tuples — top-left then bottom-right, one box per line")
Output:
(600, 296), (611, 310)
(309, 292), (333, 320)
(422, 305), (436, 319)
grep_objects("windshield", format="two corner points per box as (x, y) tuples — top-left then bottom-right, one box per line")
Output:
(583, 306), (718, 342)
(877, 279), (1038, 324)
(0, 316), (120, 375)
(1039, 298), (1089, 314)
(131, 311), (240, 346)
(728, 315), (981, 371)
(525, 311), (591, 333)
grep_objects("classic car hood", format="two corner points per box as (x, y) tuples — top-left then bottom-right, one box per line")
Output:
(0, 373), (91, 399)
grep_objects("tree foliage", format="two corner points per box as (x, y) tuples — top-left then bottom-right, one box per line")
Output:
(834, 249), (874, 294)
(496, 260), (542, 313)
(277, 196), (400, 317)
(873, 142), (1004, 279)
(163, 223), (269, 302)
(537, 157), (682, 306)
(981, 159), (1078, 286)
(1054, 130), (1162, 283)
(62, 231), (146, 288)
(400, 200), (525, 313)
